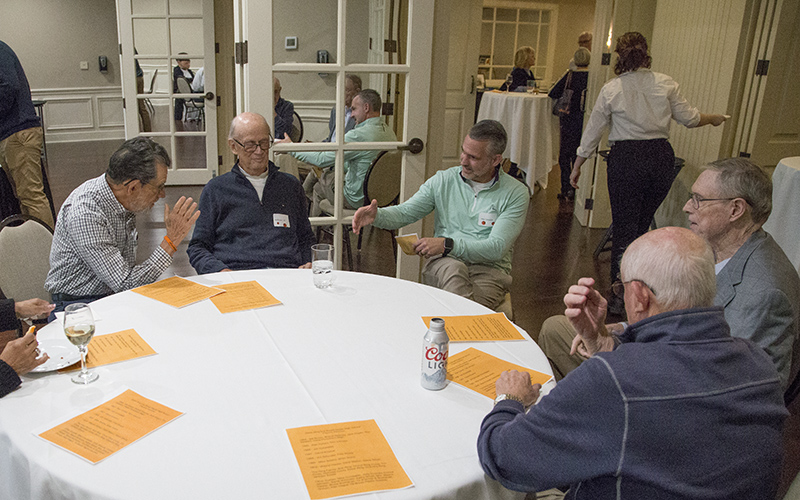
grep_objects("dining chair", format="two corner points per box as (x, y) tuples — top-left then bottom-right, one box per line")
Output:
(290, 111), (304, 142)
(143, 68), (158, 117)
(176, 77), (204, 123)
(0, 214), (54, 302)
(318, 150), (402, 270)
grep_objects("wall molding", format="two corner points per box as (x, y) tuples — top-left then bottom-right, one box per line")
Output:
(31, 86), (125, 143)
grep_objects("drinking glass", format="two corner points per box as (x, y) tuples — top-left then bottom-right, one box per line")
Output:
(312, 243), (334, 289)
(504, 74), (513, 92)
(63, 303), (98, 384)
(526, 80), (537, 93)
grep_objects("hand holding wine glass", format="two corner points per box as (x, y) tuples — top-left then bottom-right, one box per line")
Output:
(63, 303), (98, 384)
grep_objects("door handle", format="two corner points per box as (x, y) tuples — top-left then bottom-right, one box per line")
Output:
(398, 138), (424, 155)
(204, 92), (215, 101)
(470, 75), (475, 94)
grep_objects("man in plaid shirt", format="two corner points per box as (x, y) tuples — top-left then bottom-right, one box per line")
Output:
(45, 137), (199, 313)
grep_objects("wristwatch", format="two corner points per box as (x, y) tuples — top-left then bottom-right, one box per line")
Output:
(442, 237), (454, 257)
(494, 393), (525, 407)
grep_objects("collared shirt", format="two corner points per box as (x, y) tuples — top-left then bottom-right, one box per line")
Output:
(373, 166), (529, 274)
(291, 116), (397, 208)
(45, 174), (172, 296)
(577, 69), (701, 159)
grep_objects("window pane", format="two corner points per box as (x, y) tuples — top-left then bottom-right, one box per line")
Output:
(541, 11), (551, 23)
(271, 71), (333, 142)
(482, 8), (493, 20)
(519, 9), (540, 23)
(133, 18), (168, 55)
(496, 8), (516, 22)
(132, 0), (165, 16)
(480, 23), (493, 58)
(344, 72), (403, 143)
(174, 135), (207, 167)
(538, 26), (550, 66)
(517, 24), (540, 53)
(493, 23), (515, 66)
(169, 0), (201, 15)
(345, 3), (407, 64)
(272, 0), (337, 64)
(170, 18), (204, 56)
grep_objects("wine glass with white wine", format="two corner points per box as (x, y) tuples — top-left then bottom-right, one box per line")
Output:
(63, 303), (98, 384)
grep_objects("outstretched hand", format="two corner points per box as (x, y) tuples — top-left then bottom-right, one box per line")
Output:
(0, 328), (48, 376)
(14, 298), (55, 319)
(352, 199), (378, 234)
(274, 132), (293, 145)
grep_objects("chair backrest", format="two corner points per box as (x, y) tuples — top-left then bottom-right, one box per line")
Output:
(290, 111), (304, 142)
(175, 76), (192, 94)
(147, 69), (158, 94)
(364, 150), (402, 207)
(0, 215), (54, 302)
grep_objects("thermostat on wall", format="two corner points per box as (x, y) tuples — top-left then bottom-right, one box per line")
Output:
(285, 36), (298, 50)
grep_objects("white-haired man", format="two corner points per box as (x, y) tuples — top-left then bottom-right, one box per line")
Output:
(479, 227), (787, 498)
(539, 158), (800, 400)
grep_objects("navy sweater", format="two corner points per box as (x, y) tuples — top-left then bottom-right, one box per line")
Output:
(188, 162), (314, 273)
(478, 307), (787, 499)
(0, 41), (40, 142)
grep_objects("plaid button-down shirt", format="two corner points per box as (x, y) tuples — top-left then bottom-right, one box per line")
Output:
(45, 174), (171, 297)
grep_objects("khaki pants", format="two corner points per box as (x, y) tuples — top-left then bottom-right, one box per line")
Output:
(136, 76), (152, 133)
(422, 256), (511, 310)
(537, 315), (586, 381)
(0, 126), (53, 228)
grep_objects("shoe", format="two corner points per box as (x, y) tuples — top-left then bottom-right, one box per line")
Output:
(607, 292), (626, 318)
(565, 189), (575, 201)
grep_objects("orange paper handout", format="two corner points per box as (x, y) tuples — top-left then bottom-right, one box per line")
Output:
(61, 329), (156, 371)
(287, 419), (413, 499)
(421, 313), (525, 341)
(210, 281), (281, 313)
(447, 347), (552, 398)
(38, 389), (183, 464)
(132, 276), (223, 308)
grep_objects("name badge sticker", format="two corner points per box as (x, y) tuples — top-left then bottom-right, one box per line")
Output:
(273, 214), (290, 228)
(478, 212), (497, 227)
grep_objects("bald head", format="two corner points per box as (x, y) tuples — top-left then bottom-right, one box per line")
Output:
(621, 227), (716, 313)
(229, 112), (270, 140)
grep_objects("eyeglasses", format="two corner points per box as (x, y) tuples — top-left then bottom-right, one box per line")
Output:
(611, 279), (657, 297)
(124, 178), (166, 193)
(686, 192), (746, 210)
(232, 137), (273, 153)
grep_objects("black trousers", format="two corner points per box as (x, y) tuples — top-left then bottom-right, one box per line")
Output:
(606, 139), (675, 283)
(558, 114), (585, 194)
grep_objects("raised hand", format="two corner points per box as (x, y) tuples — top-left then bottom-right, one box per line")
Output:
(352, 199), (378, 235)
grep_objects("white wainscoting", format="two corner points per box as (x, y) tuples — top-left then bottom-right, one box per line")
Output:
(31, 87), (125, 143)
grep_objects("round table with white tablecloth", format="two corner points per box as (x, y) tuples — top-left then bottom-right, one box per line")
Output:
(477, 91), (557, 191)
(763, 157), (800, 272)
(0, 269), (553, 500)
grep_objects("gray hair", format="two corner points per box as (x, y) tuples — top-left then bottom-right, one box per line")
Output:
(574, 47), (591, 67)
(704, 158), (772, 225)
(514, 46), (535, 68)
(106, 137), (170, 185)
(346, 73), (362, 91)
(468, 120), (507, 157)
(228, 112), (270, 140)
(356, 89), (382, 114)
(621, 227), (716, 311)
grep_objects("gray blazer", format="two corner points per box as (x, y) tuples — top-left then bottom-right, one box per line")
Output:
(324, 107), (356, 142)
(716, 229), (800, 389)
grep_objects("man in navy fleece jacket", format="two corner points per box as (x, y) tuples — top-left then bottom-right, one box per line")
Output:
(188, 112), (314, 273)
(478, 227), (787, 499)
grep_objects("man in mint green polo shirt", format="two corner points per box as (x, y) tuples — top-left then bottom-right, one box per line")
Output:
(352, 120), (529, 309)
(281, 89), (397, 216)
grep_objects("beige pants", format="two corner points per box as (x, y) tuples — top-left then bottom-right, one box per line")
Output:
(0, 126), (53, 228)
(537, 315), (587, 381)
(136, 76), (151, 133)
(422, 256), (511, 310)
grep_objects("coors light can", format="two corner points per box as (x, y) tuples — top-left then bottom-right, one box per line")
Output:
(421, 318), (449, 390)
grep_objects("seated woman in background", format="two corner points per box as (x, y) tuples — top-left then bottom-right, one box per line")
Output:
(549, 47), (591, 200)
(500, 46), (536, 92)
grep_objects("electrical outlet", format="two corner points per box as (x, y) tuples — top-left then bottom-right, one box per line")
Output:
(80, 61), (89, 70)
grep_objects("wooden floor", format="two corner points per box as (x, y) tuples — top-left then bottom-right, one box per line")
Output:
(44, 139), (799, 498)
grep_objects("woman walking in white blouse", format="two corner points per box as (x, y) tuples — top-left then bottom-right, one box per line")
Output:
(570, 31), (726, 315)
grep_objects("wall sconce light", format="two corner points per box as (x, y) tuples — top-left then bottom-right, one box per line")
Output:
(601, 23), (613, 65)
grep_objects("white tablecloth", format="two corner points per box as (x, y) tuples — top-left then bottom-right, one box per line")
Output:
(477, 91), (557, 191)
(763, 157), (800, 272)
(0, 270), (553, 500)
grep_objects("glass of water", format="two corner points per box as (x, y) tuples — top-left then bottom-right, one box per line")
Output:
(63, 303), (98, 384)
(312, 243), (334, 289)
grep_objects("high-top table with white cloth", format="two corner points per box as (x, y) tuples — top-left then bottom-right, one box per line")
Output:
(0, 269), (553, 500)
(763, 156), (800, 272)
(477, 91), (557, 191)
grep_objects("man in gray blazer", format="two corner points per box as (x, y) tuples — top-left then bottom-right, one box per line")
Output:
(539, 158), (800, 401)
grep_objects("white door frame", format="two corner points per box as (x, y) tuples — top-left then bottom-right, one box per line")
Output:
(117, 0), (218, 185)
(242, 0), (434, 280)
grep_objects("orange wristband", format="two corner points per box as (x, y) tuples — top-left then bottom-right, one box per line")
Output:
(163, 235), (177, 253)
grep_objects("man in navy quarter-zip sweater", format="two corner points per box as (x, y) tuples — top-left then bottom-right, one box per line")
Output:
(478, 227), (787, 499)
(188, 112), (314, 274)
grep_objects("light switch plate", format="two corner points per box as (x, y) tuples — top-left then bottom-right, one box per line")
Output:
(285, 36), (298, 50)
(80, 61), (89, 70)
